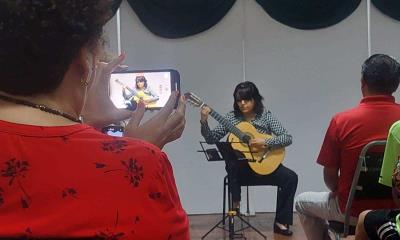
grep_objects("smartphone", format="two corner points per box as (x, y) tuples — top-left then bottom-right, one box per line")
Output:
(110, 69), (180, 110)
(102, 125), (124, 137)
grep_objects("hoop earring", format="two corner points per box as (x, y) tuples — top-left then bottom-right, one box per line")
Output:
(81, 78), (89, 87)
(80, 77), (89, 87)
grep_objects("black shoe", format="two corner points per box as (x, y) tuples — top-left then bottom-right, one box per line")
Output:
(274, 223), (293, 236)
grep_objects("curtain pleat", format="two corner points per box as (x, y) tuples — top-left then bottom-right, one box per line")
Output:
(372, 0), (400, 21)
(127, 0), (237, 39)
(255, 0), (361, 30)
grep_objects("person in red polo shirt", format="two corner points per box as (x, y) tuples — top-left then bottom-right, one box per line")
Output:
(295, 54), (400, 240)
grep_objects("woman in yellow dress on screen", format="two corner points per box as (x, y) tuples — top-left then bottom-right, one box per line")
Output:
(123, 75), (159, 110)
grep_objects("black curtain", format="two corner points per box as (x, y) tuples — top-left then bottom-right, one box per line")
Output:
(255, 0), (361, 30)
(372, 0), (400, 21)
(127, 0), (236, 39)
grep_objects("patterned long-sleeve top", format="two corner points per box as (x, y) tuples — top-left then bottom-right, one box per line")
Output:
(201, 109), (292, 150)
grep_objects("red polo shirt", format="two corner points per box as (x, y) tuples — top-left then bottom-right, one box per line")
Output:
(317, 95), (400, 216)
(0, 121), (189, 239)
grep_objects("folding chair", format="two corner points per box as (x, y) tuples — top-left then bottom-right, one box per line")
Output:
(328, 140), (393, 239)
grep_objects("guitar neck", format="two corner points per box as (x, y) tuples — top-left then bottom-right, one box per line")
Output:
(208, 109), (249, 143)
(116, 81), (136, 94)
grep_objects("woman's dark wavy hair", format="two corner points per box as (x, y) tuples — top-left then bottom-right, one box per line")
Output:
(0, 0), (122, 96)
(135, 76), (148, 89)
(361, 54), (400, 94)
(233, 81), (264, 116)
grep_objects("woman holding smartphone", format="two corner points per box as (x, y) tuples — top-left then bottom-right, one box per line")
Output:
(0, 0), (188, 239)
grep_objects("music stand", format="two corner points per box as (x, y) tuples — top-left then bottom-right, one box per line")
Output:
(198, 141), (267, 240)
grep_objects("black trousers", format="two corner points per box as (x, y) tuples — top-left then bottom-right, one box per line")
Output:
(225, 160), (298, 225)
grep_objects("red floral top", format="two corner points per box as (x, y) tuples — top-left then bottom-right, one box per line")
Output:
(0, 120), (189, 239)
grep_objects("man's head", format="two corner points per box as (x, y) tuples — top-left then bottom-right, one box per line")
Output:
(361, 54), (400, 96)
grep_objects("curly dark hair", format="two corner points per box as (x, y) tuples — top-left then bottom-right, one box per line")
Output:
(361, 54), (400, 95)
(233, 81), (265, 116)
(0, 0), (122, 95)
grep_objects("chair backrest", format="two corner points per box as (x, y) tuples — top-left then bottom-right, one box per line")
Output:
(355, 151), (392, 199)
(343, 140), (392, 234)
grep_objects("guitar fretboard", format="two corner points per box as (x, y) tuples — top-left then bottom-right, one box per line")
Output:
(209, 109), (249, 144)
(116, 80), (137, 95)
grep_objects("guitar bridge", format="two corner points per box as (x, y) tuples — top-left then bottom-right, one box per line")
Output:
(257, 151), (269, 163)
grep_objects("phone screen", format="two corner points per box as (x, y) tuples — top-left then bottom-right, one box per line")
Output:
(110, 69), (180, 110)
(102, 126), (124, 137)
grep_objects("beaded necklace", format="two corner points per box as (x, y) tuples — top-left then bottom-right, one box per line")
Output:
(0, 94), (82, 123)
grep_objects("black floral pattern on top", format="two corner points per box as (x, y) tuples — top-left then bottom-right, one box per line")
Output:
(0, 158), (30, 209)
(145, 147), (156, 155)
(21, 197), (29, 209)
(24, 227), (33, 239)
(25, 227), (32, 234)
(96, 210), (125, 240)
(95, 162), (107, 169)
(1, 158), (29, 186)
(121, 159), (144, 187)
(149, 192), (162, 200)
(60, 135), (70, 142)
(130, 215), (141, 236)
(95, 158), (144, 188)
(101, 140), (128, 154)
(62, 187), (78, 199)
(133, 216), (140, 224)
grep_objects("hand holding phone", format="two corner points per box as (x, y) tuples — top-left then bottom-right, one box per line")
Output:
(82, 54), (131, 129)
(123, 92), (186, 149)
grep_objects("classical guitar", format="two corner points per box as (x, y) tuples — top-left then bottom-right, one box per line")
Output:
(185, 92), (285, 175)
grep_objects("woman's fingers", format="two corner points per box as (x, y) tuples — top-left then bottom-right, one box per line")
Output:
(81, 53), (132, 129)
(104, 52), (126, 73)
(95, 53), (125, 88)
(167, 118), (186, 142)
(160, 93), (186, 124)
(176, 95), (187, 115)
(161, 101), (186, 144)
(155, 91), (179, 120)
(127, 101), (146, 129)
(122, 93), (186, 148)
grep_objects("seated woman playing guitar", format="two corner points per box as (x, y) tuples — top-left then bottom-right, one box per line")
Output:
(200, 81), (298, 236)
(122, 75), (159, 110)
